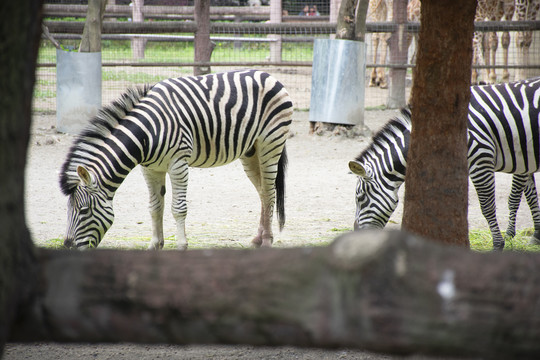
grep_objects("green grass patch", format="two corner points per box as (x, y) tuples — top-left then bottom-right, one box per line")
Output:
(469, 228), (540, 252)
(37, 38), (314, 65)
(102, 70), (167, 84)
(43, 237), (65, 250)
(42, 228), (540, 252)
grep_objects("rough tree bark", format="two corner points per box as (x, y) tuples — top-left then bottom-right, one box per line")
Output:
(0, 0), (43, 355)
(79, 0), (108, 52)
(402, 0), (476, 247)
(193, 0), (214, 76)
(9, 231), (540, 359)
(354, 0), (370, 42)
(335, 0), (358, 40)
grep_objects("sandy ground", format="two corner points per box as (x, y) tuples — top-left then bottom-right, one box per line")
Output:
(5, 108), (533, 359)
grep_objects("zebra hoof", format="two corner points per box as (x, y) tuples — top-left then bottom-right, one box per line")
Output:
(504, 230), (516, 239)
(148, 243), (163, 250)
(493, 241), (505, 251)
(528, 231), (540, 246)
(178, 244), (188, 251)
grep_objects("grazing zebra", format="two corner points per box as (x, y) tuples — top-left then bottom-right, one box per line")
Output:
(60, 70), (293, 250)
(349, 77), (540, 250)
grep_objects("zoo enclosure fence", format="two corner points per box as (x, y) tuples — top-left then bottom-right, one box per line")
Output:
(34, 2), (540, 115)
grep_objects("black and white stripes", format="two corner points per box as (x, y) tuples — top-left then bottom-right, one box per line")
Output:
(60, 70), (293, 249)
(349, 77), (540, 250)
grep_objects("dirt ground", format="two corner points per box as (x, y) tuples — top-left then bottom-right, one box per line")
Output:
(5, 108), (531, 359)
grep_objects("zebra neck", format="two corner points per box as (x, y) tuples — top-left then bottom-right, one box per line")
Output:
(84, 131), (144, 198)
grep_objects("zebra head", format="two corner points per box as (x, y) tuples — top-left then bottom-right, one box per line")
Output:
(64, 166), (114, 249)
(348, 160), (401, 231)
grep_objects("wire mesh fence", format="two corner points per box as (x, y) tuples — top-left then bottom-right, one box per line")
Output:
(35, 0), (540, 116)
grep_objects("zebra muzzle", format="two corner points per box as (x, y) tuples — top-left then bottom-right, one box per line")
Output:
(63, 238), (75, 249)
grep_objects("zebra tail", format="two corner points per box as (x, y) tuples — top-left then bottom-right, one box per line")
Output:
(276, 145), (288, 231)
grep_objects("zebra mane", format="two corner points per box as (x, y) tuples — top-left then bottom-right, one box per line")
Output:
(59, 84), (152, 196)
(354, 107), (412, 162)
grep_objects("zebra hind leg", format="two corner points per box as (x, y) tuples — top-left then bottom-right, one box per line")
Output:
(505, 174), (527, 239)
(240, 146), (277, 248)
(141, 167), (167, 250)
(523, 175), (540, 246)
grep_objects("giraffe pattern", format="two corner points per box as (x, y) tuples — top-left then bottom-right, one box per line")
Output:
(368, 0), (420, 89)
(368, 0), (392, 89)
(515, 0), (540, 80)
(369, 1), (537, 87)
(472, 0), (515, 84)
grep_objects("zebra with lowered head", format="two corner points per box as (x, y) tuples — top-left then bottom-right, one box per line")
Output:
(60, 70), (293, 250)
(349, 77), (540, 250)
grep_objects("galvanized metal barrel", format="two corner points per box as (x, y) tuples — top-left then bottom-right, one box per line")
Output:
(309, 39), (366, 126)
(56, 49), (102, 134)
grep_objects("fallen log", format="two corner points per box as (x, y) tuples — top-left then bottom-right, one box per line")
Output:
(10, 231), (540, 359)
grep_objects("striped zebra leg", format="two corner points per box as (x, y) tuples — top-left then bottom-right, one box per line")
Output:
(471, 169), (505, 250)
(240, 150), (274, 248)
(141, 167), (167, 250)
(505, 174), (528, 239)
(240, 143), (285, 248)
(169, 159), (190, 251)
(523, 175), (540, 245)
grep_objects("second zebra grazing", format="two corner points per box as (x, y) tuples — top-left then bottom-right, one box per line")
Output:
(60, 70), (293, 250)
(349, 77), (540, 250)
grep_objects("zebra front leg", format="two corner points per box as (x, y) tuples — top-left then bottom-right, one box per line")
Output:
(505, 174), (527, 239)
(169, 160), (189, 251)
(141, 167), (167, 250)
(523, 175), (540, 245)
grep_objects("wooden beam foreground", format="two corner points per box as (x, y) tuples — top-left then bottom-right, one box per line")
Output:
(9, 231), (540, 359)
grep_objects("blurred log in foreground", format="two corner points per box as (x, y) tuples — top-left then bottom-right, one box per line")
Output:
(10, 231), (540, 359)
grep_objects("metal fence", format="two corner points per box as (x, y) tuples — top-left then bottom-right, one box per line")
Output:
(34, 1), (540, 115)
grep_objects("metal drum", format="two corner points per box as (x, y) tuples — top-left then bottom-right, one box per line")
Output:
(309, 39), (366, 126)
(56, 49), (102, 134)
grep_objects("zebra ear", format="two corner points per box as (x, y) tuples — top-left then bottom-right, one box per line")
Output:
(77, 166), (95, 187)
(349, 161), (369, 178)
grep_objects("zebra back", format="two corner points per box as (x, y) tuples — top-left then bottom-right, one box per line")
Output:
(468, 77), (540, 174)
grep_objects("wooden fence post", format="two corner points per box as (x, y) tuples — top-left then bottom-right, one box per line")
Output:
(386, 0), (408, 108)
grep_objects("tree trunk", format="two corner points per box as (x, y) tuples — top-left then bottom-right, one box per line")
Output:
(193, 0), (214, 76)
(354, 0), (370, 42)
(9, 231), (540, 359)
(334, 0), (370, 42)
(402, 0), (476, 247)
(0, 0), (42, 354)
(335, 0), (358, 40)
(79, 0), (107, 52)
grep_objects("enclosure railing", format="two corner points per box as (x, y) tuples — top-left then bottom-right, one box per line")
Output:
(37, 5), (540, 112)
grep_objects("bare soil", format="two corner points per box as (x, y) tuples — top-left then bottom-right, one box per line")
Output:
(6, 108), (529, 359)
